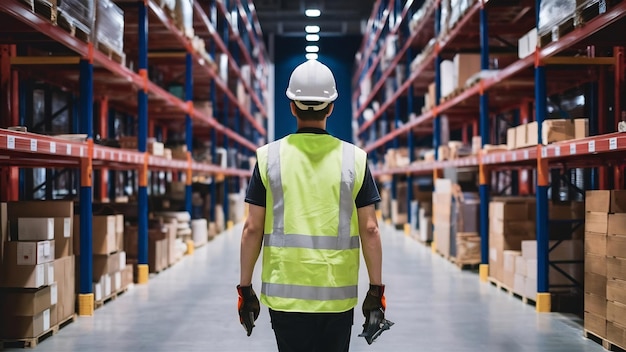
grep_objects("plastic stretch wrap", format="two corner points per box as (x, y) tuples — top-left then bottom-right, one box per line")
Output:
(538, 0), (576, 33)
(96, 0), (124, 54)
(175, 0), (194, 37)
(58, 0), (95, 34)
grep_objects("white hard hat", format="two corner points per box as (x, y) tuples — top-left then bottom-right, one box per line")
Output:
(286, 60), (338, 110)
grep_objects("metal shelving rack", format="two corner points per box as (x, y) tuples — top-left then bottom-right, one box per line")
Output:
(354, 0), (626, 313)
(0, 0), (268, 316)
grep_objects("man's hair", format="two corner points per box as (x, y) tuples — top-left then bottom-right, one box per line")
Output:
(292, 101), (332, 121)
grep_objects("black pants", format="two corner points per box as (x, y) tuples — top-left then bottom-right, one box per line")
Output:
(269, 308), (354, 352)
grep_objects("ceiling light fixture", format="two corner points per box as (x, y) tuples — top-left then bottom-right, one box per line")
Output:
(305, 25), (320, 33)
(306, 53), (319, 60)
(306, 34), (320, 41)
(305, 45), (319, 53)
(305, 9), (321, 17)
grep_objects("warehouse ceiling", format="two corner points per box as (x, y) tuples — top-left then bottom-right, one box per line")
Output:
(253, 0), (377, 36)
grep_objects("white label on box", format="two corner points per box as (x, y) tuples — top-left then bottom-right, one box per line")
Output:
(66, 144), (71, 155)
(610, 137), (617, 150)
(541, 147), (547, 158)
(80, 147), (84, 157)
(524, 150), (529, 159)
(36, 265), (44, 287)
(490, 248), (497, 262)
(63, 218), (71, 238)
(114, 272), (122, 291)
(555, 146), (561, 157)
(94, 283), (102, 301)
(50, 142), (56, 153)
(570, 143), (576, 155)
(43, 309), (50, 331)
(588, 140), (595, 153)
(30, 139), (37, 151)
(47, 264), (54, 284)
(104, 275), (112, 296)
(43, 241), (51, 257)
(51, 283), (58, 305)
(512, 153), (517, 162)
(7, 135), (15, 149)
(120, 251), (126, 270)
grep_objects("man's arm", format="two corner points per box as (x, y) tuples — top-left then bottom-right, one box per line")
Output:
(240, 203), (266, 286)
(358, 204), (382, 285)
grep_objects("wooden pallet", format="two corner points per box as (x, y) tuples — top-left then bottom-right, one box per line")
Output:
(95, 42), (125, 65)
(94, 286), (130, 310)
(584, 329), (626, 352)
(20, 0), (57, 24)
(0, 314), (76, 349)
(57, 12), (91, 43)
(488, 277), (536, 306)
(538, 16), (576, 48)
(455, 260), (480, 270)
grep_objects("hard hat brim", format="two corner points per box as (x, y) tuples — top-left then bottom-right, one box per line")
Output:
(285, 90), (338, 102)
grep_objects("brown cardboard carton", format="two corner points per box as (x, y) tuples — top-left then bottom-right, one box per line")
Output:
(584, 293), (607, 316)
(585, 272), (607, 297)
(608, 301), (626, 327)
(515, 256), (527, 276)
(524, 276), (537, 298)
(453, 53), (481, 89)
(74, 215), (116, 256)
(53, 217), (72, 258)
(515, 124), (527, 149)
(542, 119), (575, 145)
(608, 279), (626, 305)
(585, 190), (626, 213)
(490, 200), (533, 221)
(526, 121), (538, 145)
(4, 241), (55, 266)
(121, 264), (133, 287)
(586, 212), (608, 234)
(0, 285), (54, 316)
(93, 252), (123, 278)
(8, 201), (73, 220)
(585, 232), (607, 256)
(608, 234), (626, 259)
(489, 230), (536, 283)
(507, 127), (516, 150)
(0, 308), (51, 339)
(607, 322), (626, 350)
(574, 118), (589, 139)
(585, 312), (607, 337)
(53, 256), (75, 322)
(586, 254), (607, 276)
(166, 222), (177, 266)
(503, 250), (521, 288)
(16, 217), (54, 241)
(1, 261), (46, 289)
(609, 214), (626, 236)
(490, 219), (535, 236)
(514, 273), (525, 296)
(608, 257), (626, 281)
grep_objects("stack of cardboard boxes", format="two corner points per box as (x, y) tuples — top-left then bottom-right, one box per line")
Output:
(125, 224), (170, 274)
(1, 201), (75, 340)
(433, 179), (453, 258)
(507, 118), (589, 150)
(584, 190), (626, 349)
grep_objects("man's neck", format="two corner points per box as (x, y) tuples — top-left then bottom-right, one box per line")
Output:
(297, 120), (326, 130)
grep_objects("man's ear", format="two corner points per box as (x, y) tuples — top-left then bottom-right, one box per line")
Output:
(325, 103), (334, 118)
(290, 101), (298, 117)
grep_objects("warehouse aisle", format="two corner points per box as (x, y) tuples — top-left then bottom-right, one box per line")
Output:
(28, 223), (604, 352)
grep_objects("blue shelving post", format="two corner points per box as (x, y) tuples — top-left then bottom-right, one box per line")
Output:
(223, 0), (231, 229)
(405, 9), (414, 236)
(185, 53), (193, 216)
(478, 3), (491, 282)
(77, 55), (94, 316)
(136, 1), (149, 284)
(535, 0), (551, 313)
(209, 2), (218, 224)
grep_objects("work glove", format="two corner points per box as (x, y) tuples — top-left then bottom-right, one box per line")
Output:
(359, 284), (394, 344)
(237, 284), (260, 336)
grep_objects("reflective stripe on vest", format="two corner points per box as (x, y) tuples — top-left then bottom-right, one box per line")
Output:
(262, 282), (357, 301)
(264, 140), (359, 251)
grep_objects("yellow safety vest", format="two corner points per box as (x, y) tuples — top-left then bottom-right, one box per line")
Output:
(256, 133), (367, 313)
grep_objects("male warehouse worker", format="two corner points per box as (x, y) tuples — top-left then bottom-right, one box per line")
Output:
(237, 59), (392, 351)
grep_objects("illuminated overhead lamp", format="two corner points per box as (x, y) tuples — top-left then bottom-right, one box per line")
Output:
(306, 53), (319, 60)
(305, 45), (319, 53)
(306, 34), (320, 41)
(305, 9), (321, 17)
(305, 25), (320, 33)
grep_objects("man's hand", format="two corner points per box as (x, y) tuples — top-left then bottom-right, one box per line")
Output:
(362, 284), (386, 320)
(359, 284), (393, 344)
(237, 285), (260, 336)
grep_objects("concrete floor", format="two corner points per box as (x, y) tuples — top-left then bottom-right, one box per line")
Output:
(26, 223), (605, 352)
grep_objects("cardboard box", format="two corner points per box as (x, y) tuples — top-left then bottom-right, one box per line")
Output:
(585, 293), (607, 316)
(0, 285), (55, 316)
(74, 215), (117, 256)
(53, 217), (72, 258)
(93, 282), (102, 302)
(0, 308), (51, 339)
(585, 272), (607, 297)
(490, 219), (535, 236)
(608, 279), (626, 305)
(102, 274), (112, 297)
(527, 121), (538, 145)
(53, 256), (75, 323)
(489, 230), (536, 283)
(490, 200), (534, 221)
(585, 232), (607, 256)
(522, 239), (583, 261)
(8, 201), (73, 237)
(574, 118), (589, 139)
(453, 53), (481, 89)
(607, 322), (626, 350)
(526, 259), (537, 279)
(5, 241), (55, 266)
(515, 256), (527, 276)
(608, 234), (626, 259)
(542, 119), (575, 145)
(585, 190), (626, 213)
(525, 276), (537, 299)
(93, 251), (123, 278)
(608, 257), (626, 281)
(586, 212), (608, 234)
(608, 301), (626, 327)
(609, 214), (626, 236)
(515, 124), (527, 149)
(503, 250), (521, 288)
(17, 217), (54, 241)
(113, 271), (122, 292)
(585, 312), (607, 337)
(122, 264), (133, 287)
(149, 238), (168, 273)
(2, 263), (47, 288)
(507, 128), (516, 150)
(586, 254), (607, 276)
(514, 273), (526, 296)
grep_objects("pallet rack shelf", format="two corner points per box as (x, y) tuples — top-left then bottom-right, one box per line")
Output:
(0, 0), (267, 317)
(354, 0), (626, 314)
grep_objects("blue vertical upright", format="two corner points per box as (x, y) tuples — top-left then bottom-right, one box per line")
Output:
(185, 53), (193, 216)
(406, 40), (414, 235)
(433, 4), (441, 161)
(209, 2), (218, 223)
(136, 1), (149, 284)
(222, 0), (231, 228)
(478, 4), (491, 282)
(535, 0), (550, 312)
(232, 33), (241, 194)
(78, 57), (94, 316)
